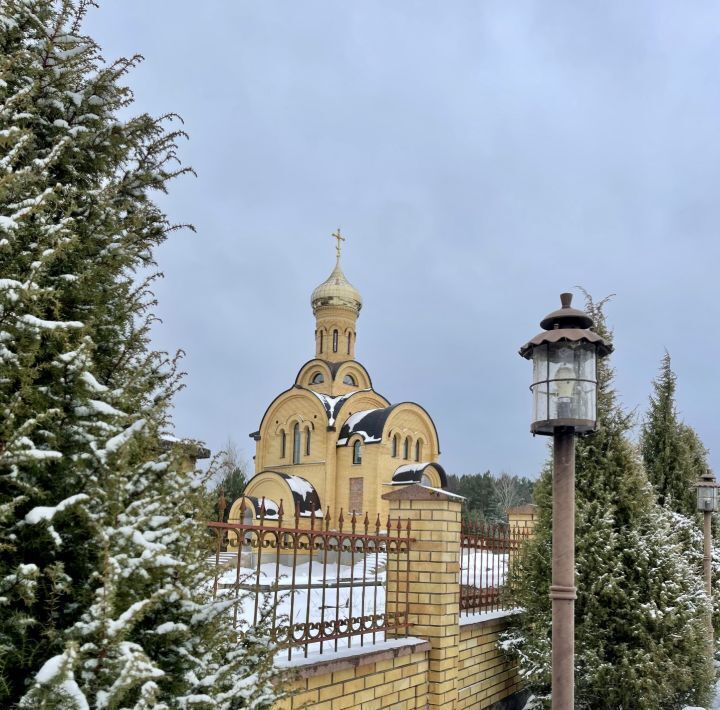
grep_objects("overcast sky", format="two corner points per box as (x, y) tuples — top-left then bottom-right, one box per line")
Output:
(85, 2), (720, 479)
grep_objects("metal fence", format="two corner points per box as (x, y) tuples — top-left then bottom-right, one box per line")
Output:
(207, 498), (413, 659)
(460, 519), (530, 615)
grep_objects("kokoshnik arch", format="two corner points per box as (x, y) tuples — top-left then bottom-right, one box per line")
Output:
(227, 230), (448, 527)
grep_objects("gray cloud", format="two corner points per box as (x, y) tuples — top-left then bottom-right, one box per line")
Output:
(85, 1), (720, 478)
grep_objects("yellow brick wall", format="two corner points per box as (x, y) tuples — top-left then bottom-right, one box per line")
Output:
(507, 505), (538, 533)
(276, 647), (430, 710)
(274, 615), (522, 710)
(457, 617), (522, 709)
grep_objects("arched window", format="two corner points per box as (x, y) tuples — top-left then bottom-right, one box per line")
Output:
(305, 427), (311, 456)
(415, 440), (422, 462)
(333, 329), (339, 353)
(292, 423), (301, 464)
(280, 430), (286, 458)
(319, 331), (324, 353)
(347, 332), (351, 354)
(343, 374), (357, 386)
(391, 434), (399, 457)
(353, 440), (362, 465)
(403, 437), (410, 460)
(311, 372), (324, 384)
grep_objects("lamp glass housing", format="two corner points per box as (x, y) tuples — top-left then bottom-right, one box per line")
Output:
(697, 484), (717, 513)
(530, 341), (597, 434)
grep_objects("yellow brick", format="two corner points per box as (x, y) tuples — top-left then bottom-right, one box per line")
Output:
(354, 688), (376, 704)
(342, 678), (365, 694)
(384, 667), (403, 683)
(332, 668), (355, 683)
(306, 675), (325, 690)
(364, 672), (386, 690)
(376, 689), (399, 704)
(318, 684), (342, 701)
(292, 689), (318, 705)
(330, 694), (355, 709)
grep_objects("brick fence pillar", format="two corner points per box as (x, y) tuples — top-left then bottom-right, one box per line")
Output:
(507, 503), (538, 533)
(383, 484), (462, 708)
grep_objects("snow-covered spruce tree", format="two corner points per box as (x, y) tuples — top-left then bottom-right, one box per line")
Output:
(639, 354), (720, 640)
(640, 352), (701, 517)
(501, 295), (713, 709)
(0, 2), (281, 707)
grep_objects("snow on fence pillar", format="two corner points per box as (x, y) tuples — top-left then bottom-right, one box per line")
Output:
(383, 484), (462, 709)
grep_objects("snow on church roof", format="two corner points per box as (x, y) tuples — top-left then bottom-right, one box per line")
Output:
(271, 471), (323, 516)
(391, 462), (448, 488)
(308, 390), (356, 426)
(336, 409), (384, 445)
(308, 388), (370, 426)
(336, 404), (398, 446)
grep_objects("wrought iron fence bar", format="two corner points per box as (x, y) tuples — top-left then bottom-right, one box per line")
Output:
(303, 506), (316, 659)
(207, 499), (413, 659)
(459, 518), (530, 615)
(319, 509), (330, 656)
(334, 509), (344, 653)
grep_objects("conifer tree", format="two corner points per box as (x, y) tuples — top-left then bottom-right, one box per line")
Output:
(640, 352), (700, 517)
(0, 1), (280, 706)
(640, 354), (720, 638)
(501, 296), (713, 709)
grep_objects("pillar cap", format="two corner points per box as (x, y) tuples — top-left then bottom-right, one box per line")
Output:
(382, 483), (465, 502)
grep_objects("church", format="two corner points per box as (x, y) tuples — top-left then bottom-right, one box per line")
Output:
(229, 231), (448, 526)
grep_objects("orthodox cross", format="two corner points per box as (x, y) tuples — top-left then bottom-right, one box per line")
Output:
(331, 228), (345, 259)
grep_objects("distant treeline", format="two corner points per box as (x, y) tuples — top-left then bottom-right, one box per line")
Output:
(446, 471), (535, 522)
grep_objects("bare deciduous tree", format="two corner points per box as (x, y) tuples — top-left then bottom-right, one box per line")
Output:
(493, 471), (521, 518)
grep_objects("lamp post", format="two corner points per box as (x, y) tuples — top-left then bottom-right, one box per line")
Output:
(520, 293), (612, 710)
(696, 469), (718, 646)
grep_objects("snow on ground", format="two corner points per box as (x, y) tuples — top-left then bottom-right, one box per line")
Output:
(460, 549), (508, 588)
(209, 548), (508, 631)
(681, 678), (720, 709)
(213, 552), (388, 629)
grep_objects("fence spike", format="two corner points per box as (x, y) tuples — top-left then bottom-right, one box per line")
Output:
(375, 513), (381, 535)
(278, 499), (284, 526)
(364, 511), (369, 534)
(324, 507), (331, 531)
(351, 510), (357, 532)
(406, 517), (412, 533)
(310, 501), (316, 529)
(259, 496), (266, 522)
(338, 508), (344, 530)
(386, 514), (391, 534)
(239, 496), (246, 516)
(294, 501), (301, 525)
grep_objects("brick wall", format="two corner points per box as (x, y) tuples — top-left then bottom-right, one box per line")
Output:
(457, 614), (523, 709)
(271, 485), (529, 710)
(276, 640), (430, 710)
(274, 615), (524, 710)
(507, 504), (538, 532)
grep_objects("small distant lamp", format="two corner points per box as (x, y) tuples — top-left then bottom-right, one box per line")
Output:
(520, 293), (612, 710)
(696, 471), (718, 634)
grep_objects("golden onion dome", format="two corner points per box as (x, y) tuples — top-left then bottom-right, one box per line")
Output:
(311, 256), (362, 315)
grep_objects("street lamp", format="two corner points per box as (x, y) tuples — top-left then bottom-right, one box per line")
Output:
(520, 292), (612, 710)
(696, 469), (718, 642)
